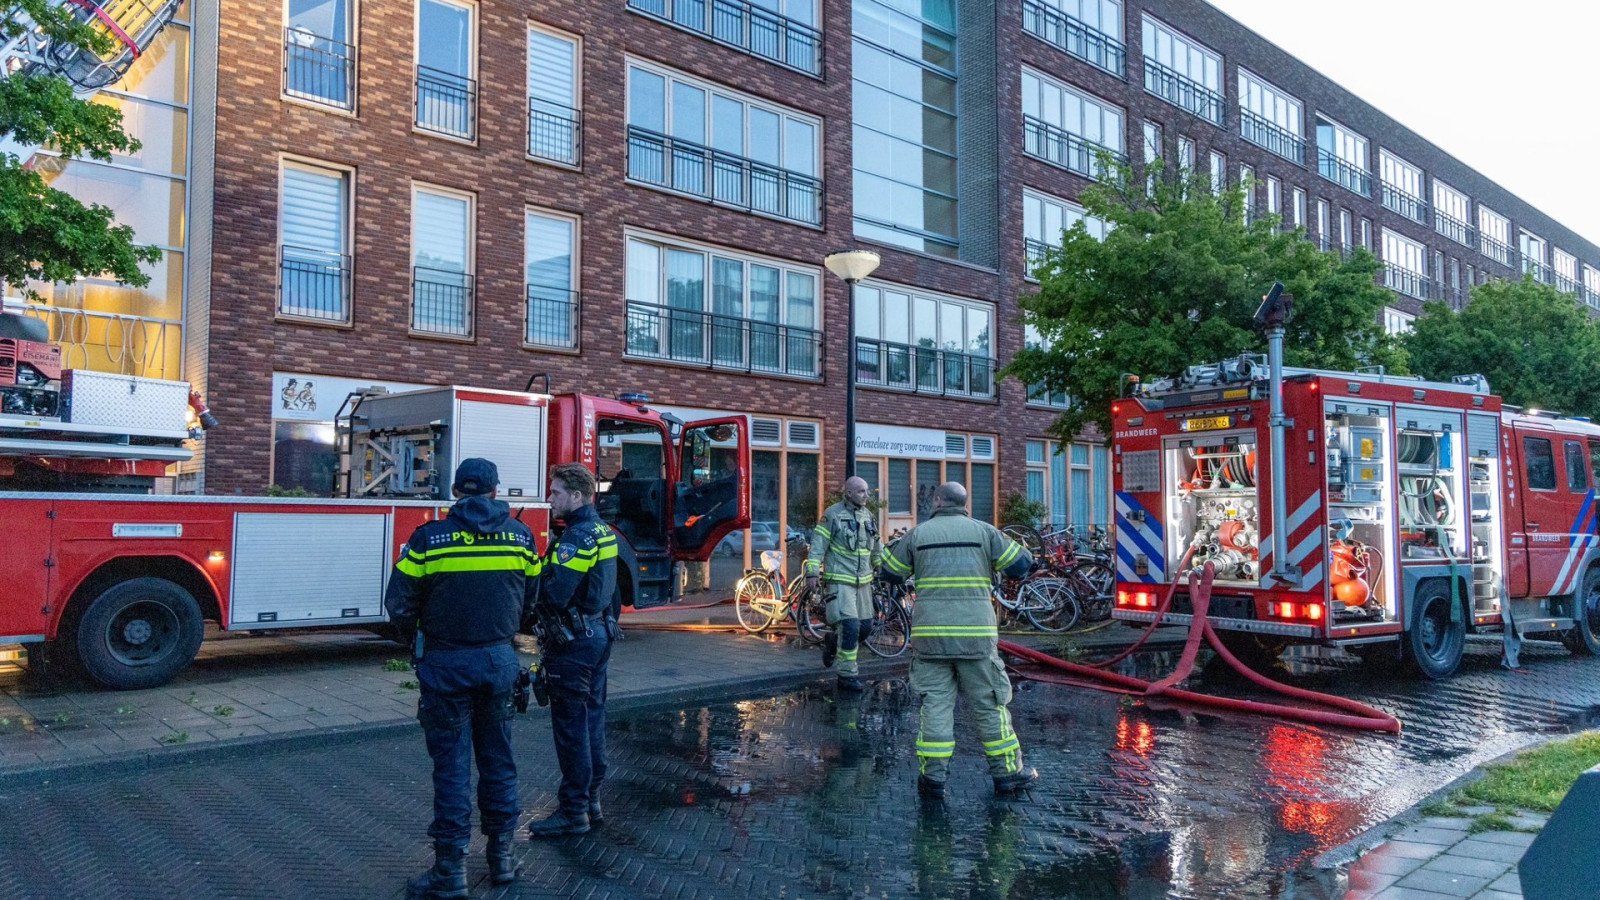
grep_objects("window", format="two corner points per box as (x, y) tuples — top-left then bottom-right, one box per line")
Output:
(1291, 188), (1306, 230)
(528, 24), (581, 166)
(853, 0), (958, 255)
(284, 0), (355, 109)
(1339, 208), (1352, 250)
(1024, 189), (1106, 276)
(1360, 217), (1371, 250)
(1479, 205), (1512, 266)
(415, 0), (477, 140)
(1237, 68), (1303, 162)
(1022, 0), (1125, 76)
(1024, 325), (1069, 407)
(1378, 149), (1426, 222)
(1025, 439), (1110, 529)
(630, 61), (822, 225)
(1524, 437), (1555, 491)
(1519, 231), (1547, 278)
(525, 209), (578, 348)
(1382, 229), (1427, 299)
(1383, 307), (1414, 335)
(1208, 150), (1224, 195)
(626, 0), (822, 76)
(1240, 164), (1254, 222)
(279, 160), (351, 323)
(1178, 135), (1194, 171)
(1566, 441), (1589, 492)
(1432, 179), (1473, 247)
(1585, 265), (1600, 309)
(625, 232), (820, 377)
(1142, 120), (1161, 192)
(1316, 198), (1329, 249)
(1591, 440), (1600, 487)
(1266, 175), (1280, 215)
(1022, 68), (1126, 181)
(1315, 115), (1369, 196)
(854, 281), (995, 398)
(1554, 249), (1578, 293)
(1141, 15), (1222, 124)
(411, 184), (474, 336)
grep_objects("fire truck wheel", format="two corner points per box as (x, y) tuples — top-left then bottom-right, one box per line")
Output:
(1404, 581), (1464, 680)
(1214, 632), (1289, 671)
(75, 578), (205, 690)
(1565, 567), (1600, 656)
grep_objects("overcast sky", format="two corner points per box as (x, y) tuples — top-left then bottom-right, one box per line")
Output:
(1205, 0), (1600, 251)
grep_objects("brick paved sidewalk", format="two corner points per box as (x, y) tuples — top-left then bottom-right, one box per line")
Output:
(1341, 811), (1546, 899)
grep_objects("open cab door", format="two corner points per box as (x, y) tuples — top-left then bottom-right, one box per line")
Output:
(670, 416), (751, 561)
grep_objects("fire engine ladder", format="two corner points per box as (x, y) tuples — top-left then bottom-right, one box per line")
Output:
(334, 391), (443, 498)
(2, 0), (184, 93)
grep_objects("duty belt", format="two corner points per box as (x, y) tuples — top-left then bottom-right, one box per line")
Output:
(566, 609), (612, 637)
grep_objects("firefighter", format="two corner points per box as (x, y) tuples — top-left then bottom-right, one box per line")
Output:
(880, 482), (1037, 800)
(526, 462), (621, 838)
(384, 458), (539, 898)
(805, 475), (882, 692)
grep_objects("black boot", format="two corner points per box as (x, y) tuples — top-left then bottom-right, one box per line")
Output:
(406, 843), (467, 899)
(993, 767), (1039, 796)
(526, 810), (590, 839)
(588, 798), (604, 826)
(822, 631), (838, 668)
(487, 831), (519, 885)
(917, 775), (946, 799)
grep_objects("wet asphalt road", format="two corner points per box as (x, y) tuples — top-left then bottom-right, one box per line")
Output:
(1, 637), (1597, 899)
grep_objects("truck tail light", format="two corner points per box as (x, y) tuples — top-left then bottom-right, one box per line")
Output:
(1266, 600), (1325, 621)
(1117, 590), (1157, 609)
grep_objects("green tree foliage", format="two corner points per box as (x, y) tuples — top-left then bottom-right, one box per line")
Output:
(0, 0), (162, 300)
(1406, 276), (1600, 418)
(1005, 160), (1403, 441)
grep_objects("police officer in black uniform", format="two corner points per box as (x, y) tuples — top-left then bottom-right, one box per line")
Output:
(385, 458), (540, 898)
(526, 461), (621, 838)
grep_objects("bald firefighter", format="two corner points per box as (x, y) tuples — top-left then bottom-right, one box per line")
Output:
(880, 482), (1037, 800)
(805, 476), (882, 692)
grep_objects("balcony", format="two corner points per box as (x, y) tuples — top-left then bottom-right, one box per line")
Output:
(1142, 58), (1223, 125)
(855, 337), (996, 399)
(1316, 149), (1370, 196)
(412, 266), (474, 337)
(1023, 116), (1126, 180)
(1432, 210), (1476, 248)
(1021, 0), (1125, 77)
(1025, 238), (1053, 277)
(529, 98), (582, 166)
(279, 245), (350, 323)
(1480, 235), (1516, 268)
(625, 301), (821, 378)
(526, 284), (579, 348)
(1239, 110), (1304, 164)
(1381, 184), (1428, 224)
(283, 28), (355, 109)
(1553, 272), (1581, 295)
(627, 126), (822, 226)
(1382, 263), (1430, 301)
(1583, 287), (1600, 310)
(416, 66), (476, 139)
(626, 0), (822, 77)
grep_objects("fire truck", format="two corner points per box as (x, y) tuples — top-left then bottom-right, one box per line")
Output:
(0, 323), (751, 690)
(1110, 353), (1600, 679)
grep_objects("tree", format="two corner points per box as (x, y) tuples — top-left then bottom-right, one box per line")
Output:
(0, 0), (162, 302)
(1405, 276), (1600, 418)
(1005, 161), (1403, 442)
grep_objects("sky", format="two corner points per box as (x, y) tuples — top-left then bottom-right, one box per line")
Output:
(1204, 0), (1600, 251)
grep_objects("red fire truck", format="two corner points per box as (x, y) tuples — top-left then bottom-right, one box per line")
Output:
(1110, 354), (1600, 678)
(0, 352), (751, 690)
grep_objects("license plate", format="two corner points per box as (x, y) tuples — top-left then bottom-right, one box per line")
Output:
(1181, 415), (1232, 432)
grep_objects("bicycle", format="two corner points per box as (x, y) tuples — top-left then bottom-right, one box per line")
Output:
(732, 548), (832, 644)
(991, 570), (1080, 632)
(1004, 523), (1116, 624)
(865, 578), (911, 658)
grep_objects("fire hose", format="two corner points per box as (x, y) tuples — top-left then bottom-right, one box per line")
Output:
(998, 562), (1401, 733)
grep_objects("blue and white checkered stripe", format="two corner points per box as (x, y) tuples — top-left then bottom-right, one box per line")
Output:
(1115, 491), (1165, 583)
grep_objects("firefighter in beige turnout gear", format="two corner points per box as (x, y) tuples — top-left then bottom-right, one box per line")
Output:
(805, 476), (881, 692)
(880, 482), (1037, 799)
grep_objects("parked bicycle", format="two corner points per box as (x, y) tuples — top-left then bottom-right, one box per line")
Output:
(733, 549), (909, 658)
(990, 571), (1079, 632)
(1002, 523), (1115, 624)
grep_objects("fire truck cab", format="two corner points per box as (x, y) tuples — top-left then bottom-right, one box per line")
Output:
(1111, 356), (1600, 678)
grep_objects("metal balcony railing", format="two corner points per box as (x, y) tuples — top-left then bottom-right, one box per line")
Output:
(627, 126), (822, 225)
(526, 284), (579, 348)
(625, 301), (822, 378)
(412, 266), (474, 336)
(1583, 287), (1600, 310)
(1025, 238), (1053, 276)
(283, 28), (355, 109)
(1316, 148), (1370, 196)
(528, 98), (582, 166)
(1028, 381), (1071, 408)
(1239, 110), (1304, 164)
(1023, 116), (1126, 180)
(1553, 272), (1581, 295)
(626, 0), (822, 76)
(1381, 184), (1428, 224)
(279, 245), (351, 323)
(1480, 234), (1515, 268)
(1142, 58), (1223, 125)
(854, 337), (996, 399)
(1382, 263), (1430, 300)
(416, 65), (476, 139)
(1433, 210), (1476, 248)
(1020, 0), (1125, 76)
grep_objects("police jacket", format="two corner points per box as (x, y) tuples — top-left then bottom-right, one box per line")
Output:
(384, 495), (540, 651)
(804, 501), (881, 587)
(881, 507), (1032, 658)
(543, 502), (620, 619)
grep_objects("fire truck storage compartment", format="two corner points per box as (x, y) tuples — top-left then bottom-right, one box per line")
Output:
(61, 370), (192, 435)
(1167, 431), (1261, 586)
(1324, 401), (1395, 621)
(229, 512), (391, 626)
(346, 387), (548, 500)
(1466, 412), (1504, 613)
(1394, 407), (1467, 562)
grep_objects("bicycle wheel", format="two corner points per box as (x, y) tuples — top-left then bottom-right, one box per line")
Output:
(1023, 578), (1081, 633)
(734, 571), (781, 633)
(1001, 523), (1046, 560)
(866, 589), (910, 658)
(1074, 562), (1115, 621)
(793, 581), (828, 645)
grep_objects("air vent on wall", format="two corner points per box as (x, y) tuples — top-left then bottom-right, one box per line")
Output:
(751, 418), (783, 445)
(787, 421), (819, 448)
(971, 436), (995, 459)
(945, 434), (967, 457)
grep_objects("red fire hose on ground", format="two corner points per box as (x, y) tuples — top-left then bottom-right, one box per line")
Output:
(998, 563), (1401, 734)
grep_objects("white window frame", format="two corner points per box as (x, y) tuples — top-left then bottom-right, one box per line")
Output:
(277, 156), (353, 324)
(1237, 67), (1302, 161)
(1379, 149), (1425, 222)
(1022, 67), (1125, 179)
(1266, 175), (1281, 215)
(626, 58), (821, 178)
(1479, 205), (1511, 264)
(1291, 187), (1306, 229)
(1024, 188), (1107, 279)
(1554, 248), (1578, 293)
(1432, 179), (1472, 246)
(1177, 135), (1194, 171)
(413, 0), (479, 141)
(1208, 150), (1224, 196)
(1142, 120), (1161, 164)
(1023, 325), (1070, 408)
(1361, 218), (1372, 250)
(1316, 198), (1330, 247)
(1584, 265), (1600, 308)
(410, 182), (476, 337)
(1340, 208), (1352, 249)
(1519, 230), (1547, 276)
(1383, 307), (1415, 336)
(1240, 164), (1254, 222)
(283, 0), (359, 112)
(1024, 0), (1125, 75)
(854, 279), (997, 398)
(1382, 228), (1427, 299)
(527, 22), (581, 167)
(1141, 14), (1223, 123)
(1315, 114), (1369, 195)
(524, 206), (580, 349)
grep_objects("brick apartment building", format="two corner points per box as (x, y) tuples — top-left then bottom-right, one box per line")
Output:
(158, 0), (1600, 586)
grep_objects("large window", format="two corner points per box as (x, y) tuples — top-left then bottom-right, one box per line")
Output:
(625, 233), (820, 377)
(1383, 307), (1415, 336)
(415, 0), (476, 139)
(1584, 265), (1600, 309)
(1208, 151), (1224, 196)
(1291, 188), (1306, 230)
(1022, 67), (1125, 181)
(1025, 440), (1110, 529)
(1316, 115), (1369, 196)
(1520, 231), (1547, 279)
(1237, 68), (1302, 162)
(1432, 179), (1473, 247)
(526, 209), (577, 348)
(1382, 228), (1427, 300)
(1024, 189), (1106, 276)
(1021, 0), (1125, 76)
(279, 160), (351, 323)
(1177, 135), (1194, 171)
(854, 282), (995, 398)
(411, 185), (474, 336)
(1379, 150), (1426, 223)
(1554, 249), (1579, 294)
(1141, 15), (1222, 124)
(528, 25), (581, 166)
(284, 0), (355, 109)
(625, 0), (822, 76)
(1023, 324), (1069, 407)
(1316, 198), (1330, 249)
(1479, 205), (1512, 266)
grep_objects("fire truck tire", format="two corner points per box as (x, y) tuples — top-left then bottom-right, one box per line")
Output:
(1404, 581), (1464, 679)
(1565, 567), (1600, 656)
(75, 577), (205, 690)
(1214, 632), (1289, 670)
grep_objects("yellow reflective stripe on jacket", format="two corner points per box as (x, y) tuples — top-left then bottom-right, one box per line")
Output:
(417, 555), (540, 575)
(914, 576), (991, 589)
(822, 572), (874, 585)
(910, 625), (999, 637)
(996, 542), (1021, 569)
(882, 553), (913, 575)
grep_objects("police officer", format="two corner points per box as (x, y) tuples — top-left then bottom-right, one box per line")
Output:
(385, 458), (539, 898)
(880, 482), (1037, 800)
(526, 462), (620, 838)
(805, 475), (881, 692)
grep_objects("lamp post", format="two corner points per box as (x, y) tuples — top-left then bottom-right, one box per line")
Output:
(824, 249), (881, 479)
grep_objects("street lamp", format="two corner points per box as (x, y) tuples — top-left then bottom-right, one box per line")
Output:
(824, 249), (881, 478)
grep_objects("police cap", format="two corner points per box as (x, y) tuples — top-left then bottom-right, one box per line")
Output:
(453, 458), (499, 495)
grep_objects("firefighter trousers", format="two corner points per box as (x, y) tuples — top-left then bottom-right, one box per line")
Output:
(825, 583), (873, 677)
(909, 651), (1023, 783)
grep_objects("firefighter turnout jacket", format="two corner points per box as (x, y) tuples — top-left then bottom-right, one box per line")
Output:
(881, 507), (1032, 658)
(804, 501), (882, 589)
(543, 502), (621, 621)
(384, 494), (541, 651)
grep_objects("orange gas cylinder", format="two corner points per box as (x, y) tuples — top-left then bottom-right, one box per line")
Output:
(1329, 539), (1370, 606)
